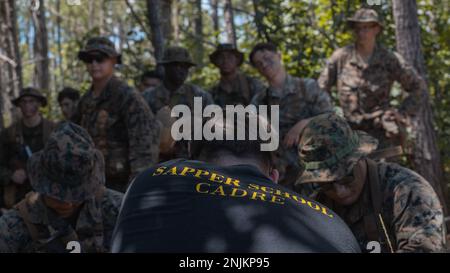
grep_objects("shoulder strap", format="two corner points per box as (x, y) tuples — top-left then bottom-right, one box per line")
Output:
(8, 121), (23, 146)
(42, 118), (55, 143)
(366, 158), (395, 252)
(241, 74), (252, 102)
(367, 158), (382, 214)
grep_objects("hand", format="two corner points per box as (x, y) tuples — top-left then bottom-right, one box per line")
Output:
(381, 109), (407, 138)
(11, 169), (27, 185)
(157, 106), (177, 155)
(383, 109), (406, 124)
(283, 118), (311, 148)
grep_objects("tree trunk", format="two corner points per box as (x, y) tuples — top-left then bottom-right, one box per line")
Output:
(56, 0), (64, 87)
(252, 0), (270, 42)
(172, 0), (180, 45)
(88, 0), (95, 30)
(0, 0), (22, 129)
(99, 1), (105, 35)
(392, 0), (448, 213)
(210, 0), (219, 42)
(161, 0), (173, 42)
(146, 0), (165, 74)
(31, 0), (50, 93)
(194, 0), (204, 66)
(224, 0), (237, 47)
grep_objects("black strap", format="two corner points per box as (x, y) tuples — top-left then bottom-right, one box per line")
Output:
(366, 158), (395, 252)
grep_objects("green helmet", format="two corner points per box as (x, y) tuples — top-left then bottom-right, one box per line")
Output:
(12, 87), (47, 107)
(28, 122), (105, 202)
(297, 112), (378, 184)
(158, 46), (196, 66)
(78, 36), (122, 64)
(209, 43), (244, 67)
(347, 8), (383, 29)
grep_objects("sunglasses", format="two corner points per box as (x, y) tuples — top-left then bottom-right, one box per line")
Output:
(311, 173), (355, 192)
(82, 54), (108, 64)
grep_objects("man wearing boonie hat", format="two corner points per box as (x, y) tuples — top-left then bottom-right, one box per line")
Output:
(0, 122), (123, 253)
(0, 87), (55, 213)
(209, 43), (266, 107)
(317, 8), (425, 162)
(296, 112), (445, 253)
(73, 36), (160, 192)
(142, 46), (213, 160)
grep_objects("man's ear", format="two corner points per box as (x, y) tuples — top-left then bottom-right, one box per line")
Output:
(269, 168), (280, 184)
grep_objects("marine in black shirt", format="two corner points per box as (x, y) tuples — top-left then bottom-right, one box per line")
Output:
(112, 112), (360, 253)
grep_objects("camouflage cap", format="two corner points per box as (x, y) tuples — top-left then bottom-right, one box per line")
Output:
(347, 8), (383, 29)
(78, 36), (122, 64)
(12, 87), (47, 107)
(158, 46), (196, 66)
(209, 43), (244, 67)
(27, 122), (105, 202)
(296, 112), (378, 184)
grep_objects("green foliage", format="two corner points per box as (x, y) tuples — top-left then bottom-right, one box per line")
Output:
(11, 0), (450, 175)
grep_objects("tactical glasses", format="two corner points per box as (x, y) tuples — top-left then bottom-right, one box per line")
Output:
(81, 53), (108, 64)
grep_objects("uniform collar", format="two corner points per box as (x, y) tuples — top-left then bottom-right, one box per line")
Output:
(268, 74), (296, 98)
(158, 83), (192, 99)
(218, 72), (245, 93)
(349, 44), (384, 68)
(87, 76), (120, 103)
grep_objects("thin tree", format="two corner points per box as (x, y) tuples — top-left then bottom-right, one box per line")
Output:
(392, 0), (448, 212)
(146, 0), (165, 74)
(31, 0), (50, 93)
(210, 0), (219, 42)
(0, 0), (22, 130)
(252, 0), (271, 42)
(194, 0), (204, 66)
(172, 0), (180, 45)
(161, 0), (173, 42)
(224, 0), (237, 47)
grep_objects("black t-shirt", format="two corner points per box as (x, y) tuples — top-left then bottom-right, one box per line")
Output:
(111, 159), (360, 253)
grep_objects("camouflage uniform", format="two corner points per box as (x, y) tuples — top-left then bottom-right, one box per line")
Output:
(142, 47), (213, 160)
(251, 74), (333, 187)
(297, 113), (446, 253)
(143, 83), (213, 115)
(74, 37), (160, 192)
(0, 122), (123, 253)
(0, 88), (55, 210)
(318, 8), (425, 150)
(209, 44), (266, 106)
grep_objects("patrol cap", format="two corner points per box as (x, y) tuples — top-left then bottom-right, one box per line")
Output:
(78, 36), (122, 64)
(209, 43), (244, 67)
(297, 112), (378, 184)
(28, 122), (105, 203)
(158, 46), (196, 67)
(12, 87), (47, 107)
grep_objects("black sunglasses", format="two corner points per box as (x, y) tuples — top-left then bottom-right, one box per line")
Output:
(82, 54), (108, 64)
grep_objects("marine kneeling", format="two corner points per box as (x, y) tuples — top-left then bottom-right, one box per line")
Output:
(296, 112), (446, 253)
(112, 112), (360, 253)
(0, 122), (123, 253)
